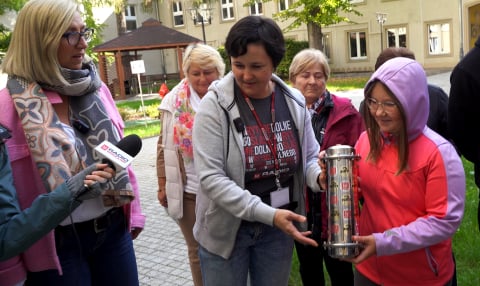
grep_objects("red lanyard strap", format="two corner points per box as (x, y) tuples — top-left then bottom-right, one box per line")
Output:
(242, 91), (281, 188)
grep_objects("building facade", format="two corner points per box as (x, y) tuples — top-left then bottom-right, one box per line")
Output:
(146, 0), (480, 74)
(2, 1), (480, 80)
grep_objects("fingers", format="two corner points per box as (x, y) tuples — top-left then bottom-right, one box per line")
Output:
(341, 235), (375, 264)
(85, 169), (114, 183)
(273, 210), (318, 247)
(157, 189), (168, 207)
(293, 233), (318, 247)
(95, 163), (116, 176)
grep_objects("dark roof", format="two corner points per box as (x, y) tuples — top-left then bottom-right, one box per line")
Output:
(93, 18), (201, 53)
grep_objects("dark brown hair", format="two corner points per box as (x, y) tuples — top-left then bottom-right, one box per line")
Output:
(374, 47), (415, 70)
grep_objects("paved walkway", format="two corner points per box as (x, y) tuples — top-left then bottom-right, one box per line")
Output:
(132, 136), (193, 286)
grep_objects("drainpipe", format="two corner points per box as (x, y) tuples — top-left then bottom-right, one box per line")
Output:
(459, 0), (464, 59)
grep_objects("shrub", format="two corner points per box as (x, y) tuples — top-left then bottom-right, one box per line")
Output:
(145, 103), (160, 119)
(276, 39), (309, 79)
(217, 40), (309, 80)
(217, 46), (231, 74)
(118, 107), (137, 121)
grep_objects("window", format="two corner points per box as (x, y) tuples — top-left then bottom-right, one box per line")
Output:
(387, 26), (407, 48)
(125, 5), (137, 31)
(221, 0), (234, 20)
(172, 1), (184, 27)
(427, 22), (451, 55)
(278, 0), (292, 11)
(348, 31), (367, 60)
(198, 3), (212, 24)
(250, 1), (263, 15)
(322, 33), (332, 59)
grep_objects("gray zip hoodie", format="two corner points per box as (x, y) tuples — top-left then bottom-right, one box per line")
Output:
(192, 72), (322, 259)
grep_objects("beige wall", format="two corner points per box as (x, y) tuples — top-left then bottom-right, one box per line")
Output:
(155, 0), (480, 74)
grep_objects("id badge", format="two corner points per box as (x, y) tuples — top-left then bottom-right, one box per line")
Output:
(270, 187), (290, 208)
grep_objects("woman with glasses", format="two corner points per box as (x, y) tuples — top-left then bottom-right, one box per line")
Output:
(342, 57), (465, 286)
(0, 0), (145, 285)
(288, 49), (364, 286)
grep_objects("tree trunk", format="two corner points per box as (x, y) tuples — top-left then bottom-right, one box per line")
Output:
(116, 10), (127, 36)
(307, 22), (323, 51)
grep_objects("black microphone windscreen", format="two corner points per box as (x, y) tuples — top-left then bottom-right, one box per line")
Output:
(116, 134), (142, 157)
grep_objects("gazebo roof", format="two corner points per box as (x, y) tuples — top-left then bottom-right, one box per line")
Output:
(93, 18), (201, 53)
(93, 18), (201, 99)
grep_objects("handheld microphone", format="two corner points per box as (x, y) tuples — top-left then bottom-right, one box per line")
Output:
(94, 134), (143, 171)
(76, 135), (142, 200)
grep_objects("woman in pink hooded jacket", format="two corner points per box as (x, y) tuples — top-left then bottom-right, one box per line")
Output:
(346, 57), (465, 286)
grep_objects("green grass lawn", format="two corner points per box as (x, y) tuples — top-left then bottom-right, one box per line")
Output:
(119, 77), (480, 286)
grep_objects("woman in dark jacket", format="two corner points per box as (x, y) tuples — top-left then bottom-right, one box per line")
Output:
(289, 48), (365, 286)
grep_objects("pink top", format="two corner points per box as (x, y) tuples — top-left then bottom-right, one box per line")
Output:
(0, 83), (146, 286)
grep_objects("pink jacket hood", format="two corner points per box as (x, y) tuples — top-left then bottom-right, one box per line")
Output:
(365, 57), (429, 141)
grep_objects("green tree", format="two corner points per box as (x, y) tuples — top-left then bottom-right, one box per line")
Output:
(0, 0), (28, 53)
(0, 0), (154, 56)
(0, 0), (27, 14)
(246, 0), (361, 51)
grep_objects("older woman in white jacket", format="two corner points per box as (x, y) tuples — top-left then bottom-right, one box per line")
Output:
(156, 43), (225, 286)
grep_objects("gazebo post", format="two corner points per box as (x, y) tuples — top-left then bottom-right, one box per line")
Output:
(115, 51), (126, 100)
(97, 53), (109, 91)
(177, 46), (184, 79)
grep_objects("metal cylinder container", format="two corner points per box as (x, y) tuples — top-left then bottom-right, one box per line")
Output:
(323, 145), (361, 258)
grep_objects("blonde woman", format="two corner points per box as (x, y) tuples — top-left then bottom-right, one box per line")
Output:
(156, 43), (225, 286)
(0, 0), (145, 284)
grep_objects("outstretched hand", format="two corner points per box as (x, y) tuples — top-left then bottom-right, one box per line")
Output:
(273, 209), (318, 247)
(317, 150), (327, 190)
(343, 235), (376, 264)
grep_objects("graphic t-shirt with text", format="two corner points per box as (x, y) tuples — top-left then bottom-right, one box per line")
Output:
(235, 85), (300, 200)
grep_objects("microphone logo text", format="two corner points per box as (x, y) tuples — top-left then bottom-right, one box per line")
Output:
(101, 144), (129, 163)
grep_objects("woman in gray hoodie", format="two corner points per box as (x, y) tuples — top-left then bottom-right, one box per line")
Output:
(192, 16), (323, 286)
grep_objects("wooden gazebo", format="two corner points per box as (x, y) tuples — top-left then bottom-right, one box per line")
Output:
(93, 18), (201, 99)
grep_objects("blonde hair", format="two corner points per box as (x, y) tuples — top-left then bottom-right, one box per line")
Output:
(182, 43), (226, 77)
(289, 48), (330, 83)
(2, 0), (79, 85)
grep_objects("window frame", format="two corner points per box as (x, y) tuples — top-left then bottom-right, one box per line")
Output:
(172, 1), (184, 27)
(221, 0), (235, 21)
(386, 25), (408, 48)
(347, 30), (368, 60)
(125, 5), (137, 31)
(278, 0), (292, 12)
(322, 32), (332, 60)
(426, 20), (452, 57)
(249, 1), (263, 16)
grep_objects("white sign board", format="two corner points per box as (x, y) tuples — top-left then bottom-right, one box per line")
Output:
(130, 60), (145, 74)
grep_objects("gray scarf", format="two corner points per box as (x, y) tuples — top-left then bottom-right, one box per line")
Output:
(8, 61), (134, 206)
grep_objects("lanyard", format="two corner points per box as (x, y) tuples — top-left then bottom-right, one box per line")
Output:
(242, 91), (282, 189)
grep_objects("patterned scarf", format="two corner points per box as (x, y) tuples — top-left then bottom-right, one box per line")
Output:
(173, 80), (195, 163)
(7, 61), (134, 206)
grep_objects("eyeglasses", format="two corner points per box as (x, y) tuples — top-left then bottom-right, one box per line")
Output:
(366, 97), (397, 112)
(61, 28), (94, 46)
